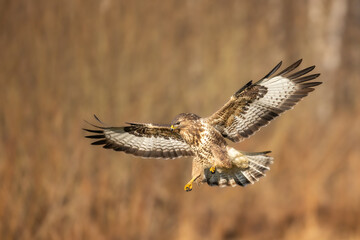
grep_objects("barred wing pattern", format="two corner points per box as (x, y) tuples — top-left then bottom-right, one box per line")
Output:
(207, 59), (321, 142)
(84, 117), (194, 159)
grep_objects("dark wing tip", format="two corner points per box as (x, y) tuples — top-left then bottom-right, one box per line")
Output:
(235, 80), (253, 96)
(94, 114), (104, 124)
(91, 139), (107, 145)
(83, 126), (107, 144)
(83, 116), (108, 143)
(277, 59), (303, 76)
(84, 120), (104, 129)
(83, 128), (103, 133)
(295, 58), (303, 65)
(262, 61), (283, 79)
(300, 81), (322, 88)
(293, 73), (321, 83)
(288, 65), (316, 80)
(83, 114), (108, 129)
(312, 81), (322, 86)
(85, 135), (105, 139)
(125, 122), (142, 126)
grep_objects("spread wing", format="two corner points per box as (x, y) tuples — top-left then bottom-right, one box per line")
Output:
(207, 59), (322, 142)
(84, 116), (194, 159)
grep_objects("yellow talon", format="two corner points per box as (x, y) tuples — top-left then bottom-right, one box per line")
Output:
(210, 166), (216, 174)
(184, 183), (193, 192)
(184, 175), (200, 192)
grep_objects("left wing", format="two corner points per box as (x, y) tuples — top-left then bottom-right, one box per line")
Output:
(206, 59), (321, 142)
(84, 116), (194, 159)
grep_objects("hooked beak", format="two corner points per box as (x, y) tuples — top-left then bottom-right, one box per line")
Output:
(170, 125), (175, 131)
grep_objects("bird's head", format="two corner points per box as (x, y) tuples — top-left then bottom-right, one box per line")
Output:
(170, 113), (200, 131)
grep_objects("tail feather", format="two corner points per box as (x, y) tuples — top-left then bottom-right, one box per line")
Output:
(203, 148), (274, 187)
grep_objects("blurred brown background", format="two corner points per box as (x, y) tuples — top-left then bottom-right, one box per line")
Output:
(1, 0), (360, 239)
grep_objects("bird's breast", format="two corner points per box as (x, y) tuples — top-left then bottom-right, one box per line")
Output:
(180, 125), (204, 147)
(180, 122), (226, 159)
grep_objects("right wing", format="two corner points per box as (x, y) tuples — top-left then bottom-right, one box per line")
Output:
(206, 59), (321, 142)
(83, 116), (194, 159)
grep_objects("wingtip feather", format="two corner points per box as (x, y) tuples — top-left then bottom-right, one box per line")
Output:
(82, 128), (103, 133)
(235, 80), (253, 96)
(262, 61), (283, 79)
(277, 59), (303, 76)
(91, 139), (107, 145)
(288, 65), (316, 79)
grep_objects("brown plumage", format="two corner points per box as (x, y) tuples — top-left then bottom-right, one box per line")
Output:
(84, 59), (321, 191)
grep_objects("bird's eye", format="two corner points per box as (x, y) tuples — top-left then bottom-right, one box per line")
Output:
(175, 121), (180, 125)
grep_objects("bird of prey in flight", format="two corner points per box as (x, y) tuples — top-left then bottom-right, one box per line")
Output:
(84, 59), (321, 191)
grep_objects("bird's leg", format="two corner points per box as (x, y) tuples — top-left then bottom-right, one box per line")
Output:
(210, 160), (233, 173)
(184, 174), (200, 192)
(209, 147), (231, 174)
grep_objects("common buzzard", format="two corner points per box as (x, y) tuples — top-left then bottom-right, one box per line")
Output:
(84, 59), (321, 191)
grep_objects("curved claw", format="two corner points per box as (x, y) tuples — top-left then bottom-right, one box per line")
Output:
(184, 183), (193, 192)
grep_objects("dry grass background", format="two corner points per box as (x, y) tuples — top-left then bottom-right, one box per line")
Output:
(1, 0), (360, 239)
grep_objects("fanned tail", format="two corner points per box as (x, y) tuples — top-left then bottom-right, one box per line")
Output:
(204, 147), (274, 187)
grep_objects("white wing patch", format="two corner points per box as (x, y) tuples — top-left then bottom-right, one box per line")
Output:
(84, 124), (194, 159)
(230, 76), (297, 138)
(209, 60), (321, 142)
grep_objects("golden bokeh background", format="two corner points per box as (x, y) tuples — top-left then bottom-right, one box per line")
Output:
(1, 1), (360, 239)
